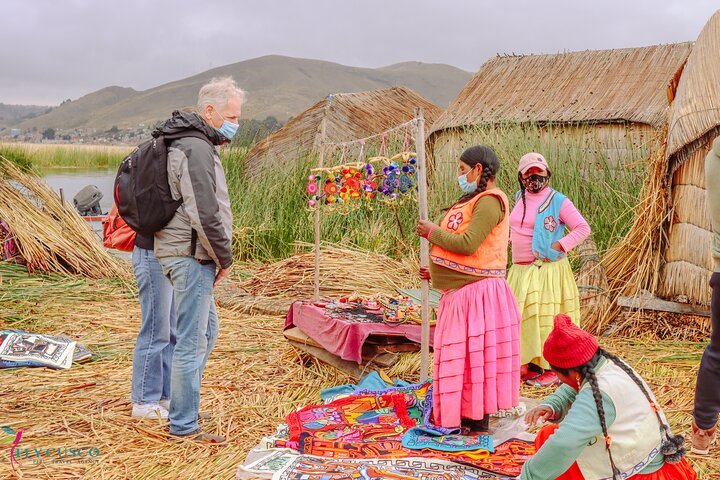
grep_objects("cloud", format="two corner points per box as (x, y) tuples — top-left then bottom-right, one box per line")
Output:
(0, 0), (716, 105)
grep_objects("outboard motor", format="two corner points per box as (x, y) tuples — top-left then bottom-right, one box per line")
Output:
(73, 185), (104, 216)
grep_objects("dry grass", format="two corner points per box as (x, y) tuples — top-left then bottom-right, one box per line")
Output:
(0, 263), (718, 479)
(240, 243), (419, 299)
(0, 155), (128, 279)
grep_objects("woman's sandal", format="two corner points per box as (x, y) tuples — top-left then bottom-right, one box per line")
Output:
(526, 371), (561, 387)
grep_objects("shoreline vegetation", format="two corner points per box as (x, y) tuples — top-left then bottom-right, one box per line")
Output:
(2, 122), (647, 264)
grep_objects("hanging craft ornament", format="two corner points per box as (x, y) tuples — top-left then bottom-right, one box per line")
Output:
(306, 152), (418, 214)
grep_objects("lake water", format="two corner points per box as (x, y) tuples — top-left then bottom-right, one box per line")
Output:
(39, 167), (117, 214)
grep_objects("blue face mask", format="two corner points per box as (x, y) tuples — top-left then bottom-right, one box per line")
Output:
(212, 109), (239, 140)
(457, 172), (477, 194)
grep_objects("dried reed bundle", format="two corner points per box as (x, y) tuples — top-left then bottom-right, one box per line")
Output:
(599, 132), (669, 333)
(576, 237), (611, 334)
(0, 155), (128, 278)
(240, 242), (418, 298)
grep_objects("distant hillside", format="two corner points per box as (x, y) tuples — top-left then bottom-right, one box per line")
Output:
(0, 103), (50, 130)
(15, 55), (471, 131)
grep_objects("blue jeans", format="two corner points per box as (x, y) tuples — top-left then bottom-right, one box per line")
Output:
(158, 256), (218, 435)
(694, 272), (720, 429)
(131, 247), (176, 404)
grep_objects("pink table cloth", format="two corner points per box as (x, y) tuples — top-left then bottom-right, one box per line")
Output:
(285, 301), (434, 364)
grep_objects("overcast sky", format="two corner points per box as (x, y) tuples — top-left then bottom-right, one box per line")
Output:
(2, 0), (717, 106)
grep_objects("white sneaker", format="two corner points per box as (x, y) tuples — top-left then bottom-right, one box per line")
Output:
(159, 399), (170, 411)
(132, 403), (169, 419)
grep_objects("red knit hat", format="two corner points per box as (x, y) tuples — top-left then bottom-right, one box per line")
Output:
(543, 314), (599, 369)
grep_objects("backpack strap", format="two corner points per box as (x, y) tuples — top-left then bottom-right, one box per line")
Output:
(190, 229), (198, 258)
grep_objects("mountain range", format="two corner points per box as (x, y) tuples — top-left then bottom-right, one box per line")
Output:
(9, 55), (472, 132)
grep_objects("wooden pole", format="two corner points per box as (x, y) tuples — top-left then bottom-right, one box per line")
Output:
(415, 108), (431, 382)
(314, 106), (329, 301)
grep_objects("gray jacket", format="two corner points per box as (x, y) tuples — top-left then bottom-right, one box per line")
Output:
(153, 111), (233, 269)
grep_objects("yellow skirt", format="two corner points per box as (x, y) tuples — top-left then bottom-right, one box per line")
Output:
(507, 258), (580, 370)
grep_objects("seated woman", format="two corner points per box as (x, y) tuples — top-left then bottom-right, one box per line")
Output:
(519, 314), (697, 480)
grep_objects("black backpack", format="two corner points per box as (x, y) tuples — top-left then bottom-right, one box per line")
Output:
(114, 131), (212, 236)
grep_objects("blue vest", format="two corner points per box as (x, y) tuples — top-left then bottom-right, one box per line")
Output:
(515, 189), (567, 261)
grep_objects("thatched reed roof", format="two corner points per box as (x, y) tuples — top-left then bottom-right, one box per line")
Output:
(667, 10), (720, 170)
(428, 43), (693, 141)
(244, 86), (442, 176)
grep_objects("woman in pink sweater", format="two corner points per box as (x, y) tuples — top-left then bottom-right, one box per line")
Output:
(508, 152), (591, 387)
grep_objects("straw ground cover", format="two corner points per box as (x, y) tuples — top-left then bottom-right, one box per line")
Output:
(0, 262), (718, 479)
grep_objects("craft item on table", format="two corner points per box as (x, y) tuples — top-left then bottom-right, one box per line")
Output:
(402, 426), (494, 453)
(286, 393), (415, 446)
(286, 301), (433, 364)
(273, 455), (500, 480)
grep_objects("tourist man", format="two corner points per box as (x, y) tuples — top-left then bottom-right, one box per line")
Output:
(154, 76), (242, 442)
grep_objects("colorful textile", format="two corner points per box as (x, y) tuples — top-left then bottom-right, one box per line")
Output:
(402, 426), (493, 453)
(0, 220), (23, 264)
(293, 436), (532, 477)
(433, 278), (521, 428)
(521, 425), (697, 480)
(507, 258), (580, 370)
(509, 186), (590, 264)
(320, 371), (410, 402)
(273, 455), (495, 480)
(286, 301), (433, 363)
(286, 393), (415, 446)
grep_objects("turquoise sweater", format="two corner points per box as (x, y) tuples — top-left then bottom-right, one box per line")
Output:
(520, 359), (665, 479)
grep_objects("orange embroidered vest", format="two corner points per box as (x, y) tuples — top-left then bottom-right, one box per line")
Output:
(430, 188), (509, 277)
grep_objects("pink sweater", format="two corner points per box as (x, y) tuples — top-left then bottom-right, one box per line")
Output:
(509, 187), (591, 264)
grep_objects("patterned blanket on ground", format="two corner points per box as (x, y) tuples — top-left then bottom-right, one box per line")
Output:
(293, 437), (533, 477)
(273, 455), (504, 480)
(286, 393), (415, 446)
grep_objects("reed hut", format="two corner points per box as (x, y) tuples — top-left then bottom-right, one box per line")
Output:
(427, 43), (693, 169)
(243, 86), (443, 177)
(427, 10), (720, 310)
(638, 10), (720, 306)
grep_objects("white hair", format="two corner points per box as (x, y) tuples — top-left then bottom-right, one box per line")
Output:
(197, 76), (246, 111)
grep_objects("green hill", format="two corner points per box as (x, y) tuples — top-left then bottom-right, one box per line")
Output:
(15, 55), (471, 131)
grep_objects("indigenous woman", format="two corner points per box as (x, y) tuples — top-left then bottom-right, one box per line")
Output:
(508, 152), (590, 386)
(417, 145), (521, 433)
(519, 314), (697, 480)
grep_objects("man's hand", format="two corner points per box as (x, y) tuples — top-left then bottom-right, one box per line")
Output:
(214, 267), (231, 287)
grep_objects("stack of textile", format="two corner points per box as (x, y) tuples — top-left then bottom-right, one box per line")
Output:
(237, 372), (535, 480)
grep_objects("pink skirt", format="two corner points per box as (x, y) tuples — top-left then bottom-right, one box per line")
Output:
(432, 277), (521, 428)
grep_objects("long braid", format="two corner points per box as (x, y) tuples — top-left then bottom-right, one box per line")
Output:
(599, 349), (687, 462)
(519, 176), (528, 227)
(579, 363), (623, 480)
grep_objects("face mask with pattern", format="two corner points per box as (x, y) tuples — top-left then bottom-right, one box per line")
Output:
(521, 174), (548, 193)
